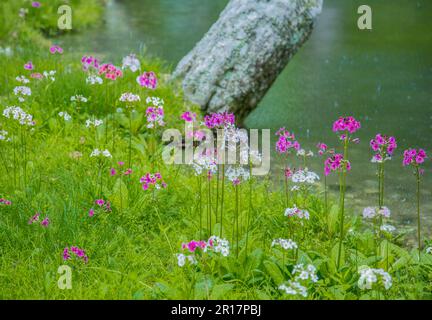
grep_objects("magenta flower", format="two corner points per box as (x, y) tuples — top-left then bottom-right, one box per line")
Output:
(31, 2), (41, 7)
(403, 148), (427, 167)
(204, 112), (235, 129)
(124, 168), (133, 175)
(63, 248), (71, 261)
(370, 134), (397, 163)
(0, 198), (12, 206)
(324, 153), (351, 176)
(146, 106), (165, 128)
(118, 161), (125, 166)
(95, 199), (105, 206)
(140, 173), (167, 190)
(136, 71), (158, 89)
(275, 128), (300, 154)
(49, 45), (63, 54)
(63, 246), (88, 263)
(110, 168), (117, 176)
(24, 61), (34, 70)
(81, 55), (100, 71)
(28, 212), (40, 224)
(41, 217), (50, 227)
(181, 111), (197, 122)
(88, 208), (95, 217)
(182, 240), (208, 253)
(332, 116), (361, 134)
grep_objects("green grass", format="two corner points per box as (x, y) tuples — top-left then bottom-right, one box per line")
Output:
(0, 0), (104, 47)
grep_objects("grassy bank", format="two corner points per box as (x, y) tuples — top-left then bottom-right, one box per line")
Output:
(0, 46), (431, 299)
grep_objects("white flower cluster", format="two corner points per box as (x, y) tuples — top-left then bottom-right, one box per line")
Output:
(208, 236), (230, 257)
(291, 168), (320, 184)
(16, 75), (30, 84)
(284, 205), (310, 220)
(58, 111), (71, 121)
(70, 95), (88, 103)
(279, 264), (318, 298)
(192, 154), (217, 176)
(226, 166), (250, 184)
(122, 54), (141, 72)
(43, 70), (56, 82)
(380, 224), (396, 233)
(13, 86), (31, 102)
(426, 247), (432, 254)
(371, 155), (391, 163)
(292, 264), (319, 282)
(0, 130), (11, 141)
(271, 238), (298, 250)
(176, 253), (197, 267)
(90, 148), (112, 158)
(358, 267), (392, 291)
(119, 92), (141, 103)
(146, 96), (164, 107)
(86, 75), (103, 85)
(279, 281), (308, 297)
(85, 119), (103, 128)
(3, 106), (35, 126)
(0, 46), (13, 57)
(362, 206), (391, 219)
(296, 149), (314, 157)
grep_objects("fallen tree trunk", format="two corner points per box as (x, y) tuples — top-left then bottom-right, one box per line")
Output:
(172, 0), (323, 122)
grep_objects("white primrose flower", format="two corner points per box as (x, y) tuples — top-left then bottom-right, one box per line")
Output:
(358, 267), (392, 291)
(71, 95), (88, 103)
(225, 166), (250, 185)
(362, 206), (391, 219)
(86, 75), (103, 85)
(208, 236), (230, 257)
(146, 96), (164, 107)
(58, 111), (72, 121)
(296, 149), (314, 157)
(43, 70), (56, 82)
(292, 264), (319, 283)
(191, 153), (218, 176)
(425, 247), (432, 254)
(284, 205), (310, 220)
(380, 224), (396, 233)
(119, 92), (141, 103)
(90, 148), (112, 158)
(85, 119), (103, 128)
(16, 75), (30, 84)
(122, 54), (141, 72)
(3, 106), (35, 126)
(279, 281), (308, 298)
(13, 86), (31, 101)
(271, 238), (298, 250)
(291, 168), (320, 184)
(0, 130), (11, 141)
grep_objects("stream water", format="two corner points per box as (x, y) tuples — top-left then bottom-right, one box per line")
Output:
(58, 0), (432, 235)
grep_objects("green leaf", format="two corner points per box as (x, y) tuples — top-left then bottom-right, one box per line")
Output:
(110, 178), (128, 210)
(210, 284), (234, 299)
(263, 260), (285, 285)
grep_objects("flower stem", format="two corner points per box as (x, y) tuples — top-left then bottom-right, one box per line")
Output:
(220, 164), (225, 238)
(336, 135), (348, 269)
(416, 166), (421, 261)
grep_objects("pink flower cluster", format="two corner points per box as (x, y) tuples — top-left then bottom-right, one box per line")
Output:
(182, 240), (208, 253)
(140, 173), (167, 190)
(370, 134), (397, 162)
(31, 2), (41, 8)
(28, 212), (49, 227)
(98, 63), (123, 80)
(203, 112), (235, 129)
(332, 116), (361, 134)
(275, 128), (300, 154)
(49, 45), (63, 55)
(317, 142), (334, 156)
(63, 246), (88, 264)
(91, 199), (112, 216)
(81, 56), (100, 71)
(0, 198), (12, 205)
(181, 111), (197, 122)
(324, 153), (351, 176)
(146, 106), (165, 128)
(136, 71), (158, 89)
(403, 148), (427, 166)
(110, 161), (133, 176)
